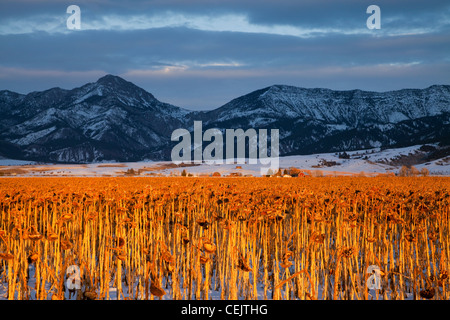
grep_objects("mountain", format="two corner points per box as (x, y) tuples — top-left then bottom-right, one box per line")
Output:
(0, 75), (192, 162)
(201, 84), (450, 155)
(0, 75), (449, 163)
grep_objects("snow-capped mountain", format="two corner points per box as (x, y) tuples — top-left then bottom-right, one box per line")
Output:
(0, 75), (192, 162)
(201, 84), (450, 155)
(0, 75), (449, 163)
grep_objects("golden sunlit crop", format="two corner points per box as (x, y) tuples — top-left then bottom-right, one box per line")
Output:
(0, 176), (449, 300)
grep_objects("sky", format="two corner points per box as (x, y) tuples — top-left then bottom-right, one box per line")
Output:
(0, 0), (449, 111)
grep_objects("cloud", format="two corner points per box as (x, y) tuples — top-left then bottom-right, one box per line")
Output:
(0, 11), (369, 37)
(0, 0), (449, 110)
(1, 3), (449, 38)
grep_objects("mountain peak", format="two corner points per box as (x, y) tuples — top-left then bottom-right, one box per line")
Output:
(96, 74), (130, 87)
(87, 74), (159, 103)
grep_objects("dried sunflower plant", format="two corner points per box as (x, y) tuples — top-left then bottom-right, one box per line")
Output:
(0, 176), (448, 300)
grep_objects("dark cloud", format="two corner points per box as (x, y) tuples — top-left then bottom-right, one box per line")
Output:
(0, 0), (449, 110)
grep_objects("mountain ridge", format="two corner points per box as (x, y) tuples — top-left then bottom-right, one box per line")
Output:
(1, 74), (449, 163)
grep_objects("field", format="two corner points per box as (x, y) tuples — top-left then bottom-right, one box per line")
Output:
(0, 176), (449, 300)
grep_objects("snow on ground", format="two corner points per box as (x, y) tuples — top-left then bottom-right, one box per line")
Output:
(0, 144), (449, 177)
(0, 158), (37, 166)
(0, 262), (411, 300)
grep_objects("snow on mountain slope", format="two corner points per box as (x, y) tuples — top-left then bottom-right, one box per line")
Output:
(10, 126), (57, 146)
(208, 84), (450, 126)
(0, 75), (194, 162)
(1, 75), (449, 163)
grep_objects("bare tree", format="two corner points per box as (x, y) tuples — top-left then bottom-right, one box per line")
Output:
(410, 166), (420, 176)
(399, 165), (409, 177)
(420, 167), (430, 177)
